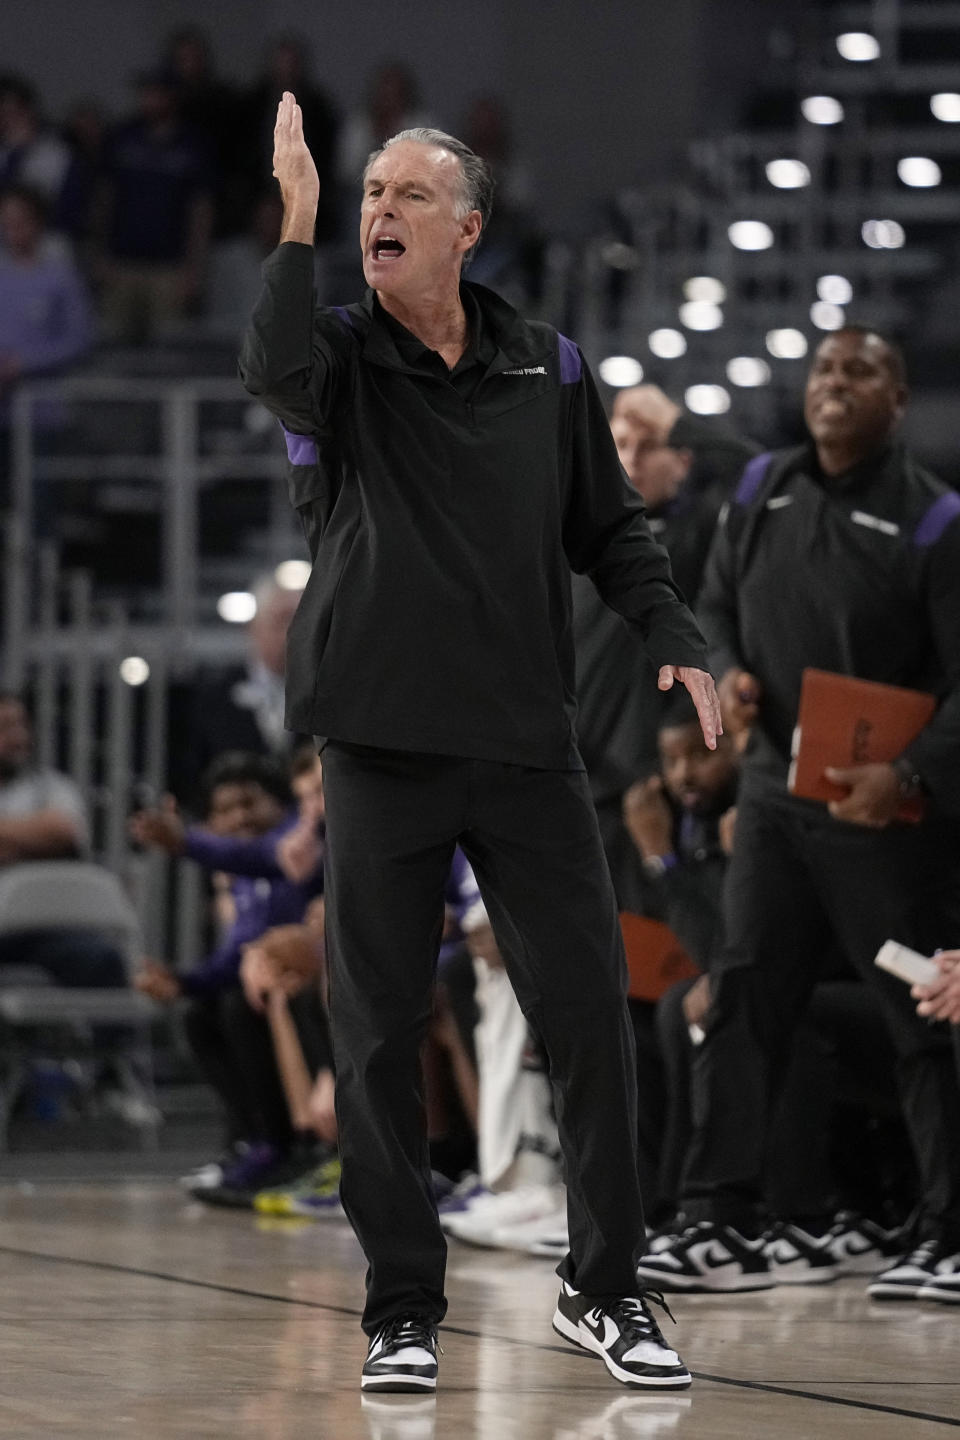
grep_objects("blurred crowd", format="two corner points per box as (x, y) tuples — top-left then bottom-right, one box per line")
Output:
(0, 28), (544, 377)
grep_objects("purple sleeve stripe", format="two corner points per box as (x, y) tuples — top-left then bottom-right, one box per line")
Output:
(557, 333), (582, 384)
(280, 421), (318, 466)
(734, 452), (774, 505)
(913, 491), (960, 548)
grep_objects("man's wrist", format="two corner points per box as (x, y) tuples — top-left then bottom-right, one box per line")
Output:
(280, 199), (318, 246)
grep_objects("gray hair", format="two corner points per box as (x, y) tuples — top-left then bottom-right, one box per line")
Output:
(363, 127), (494, 269)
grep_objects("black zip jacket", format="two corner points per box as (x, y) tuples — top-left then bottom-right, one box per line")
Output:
(239, 242), (708, 770)
(698, 441), (960, 812)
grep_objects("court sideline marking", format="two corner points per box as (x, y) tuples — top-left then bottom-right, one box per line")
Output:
(0, 1242), (957, 1428)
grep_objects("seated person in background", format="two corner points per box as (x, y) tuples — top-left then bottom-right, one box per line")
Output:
(621, 689), (738, 1220)
(131, 750), (324, 1205)
(574, 384), (757, 912)
(239, 900), (342, 1219)
(439, 901), (566, 1257)
(168, 576), (305, 811)
(0, 690), (141, 1119)
(0, 690), (126, 991)
(626, 694), (910, 1273)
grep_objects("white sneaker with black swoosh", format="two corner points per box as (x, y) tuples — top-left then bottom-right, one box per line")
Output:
(552, 1282), (691, 1389)
(636, 1220), (774, 1292)
(361, 1316), (439, 1392)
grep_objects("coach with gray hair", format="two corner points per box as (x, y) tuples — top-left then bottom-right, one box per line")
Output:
(240, 93), (719, 1395)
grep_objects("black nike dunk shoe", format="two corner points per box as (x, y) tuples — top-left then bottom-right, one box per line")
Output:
(361, 1316), (439, 1393)
(552, 1281), (691, 1389)
(636, 1220), (774, 1292)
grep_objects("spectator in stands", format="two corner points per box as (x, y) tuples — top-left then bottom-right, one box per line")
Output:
(638, 326), (960, 1303)
(205, 189), (284, 340)
(56, 100), (108, 257)
(239, 36), (338, 244)
(161, 25), (243, 240)
(336, 61), (429, 227)
(0, 74), (71, 211)
(170, 575), (305, 810)
(459, 96), (543, 301)
(0, 690), (128, 987)
(0, 185), (95, 461)
(95, 68), (213, 342)
(574, 385), (755, 910)
(131, 750), (323, 1205)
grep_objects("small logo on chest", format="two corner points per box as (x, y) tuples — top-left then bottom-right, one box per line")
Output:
(501, 366), (547, 376)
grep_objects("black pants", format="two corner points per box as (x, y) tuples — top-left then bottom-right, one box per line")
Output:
(681, 777), (960, 1240)
(321, 742), (645, 1335)
(0, 929), (126, 987)
(182, 985), (324, 1150)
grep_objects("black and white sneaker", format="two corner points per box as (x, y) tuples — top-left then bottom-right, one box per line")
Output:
(636, 1221), (774, 1293)
(824, 1211), (905, 1276)
(553, 1281), (691, 1389)
(361, 1317), (439, 1392)
(763, 1221), (837, 1285)
(919, 1249), (960, 1305)
(869, 1239), (958, 1301)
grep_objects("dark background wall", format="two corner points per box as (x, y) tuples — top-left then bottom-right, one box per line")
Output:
(0, 0), (782, 228)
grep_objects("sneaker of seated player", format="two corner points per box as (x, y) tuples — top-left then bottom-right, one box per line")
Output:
(823, 1211), (907, 1275)
(361, 1316), (439, 1393)
(442, 1183), (561, 1245)
(636, 1220), (774, 1293)
(437, 1174), (489, 1228)
(763, 1220), (837, 1285)
(553, 1282), (691, 1389)
(868, 1237), (960, 1301)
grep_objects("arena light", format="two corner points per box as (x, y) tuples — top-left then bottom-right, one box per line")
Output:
(678, 301), (724, 332)
(648, 328), (687, 359)
(766, 328), (808, 360)
(766, 159), (811, 189)
(275, 559), (311, 590)
(931, 93), (960, 123)
(898, 156), (941, 187)
(726, 357), (771, 388)
(811, 301), (846, 331)
(682, 276), (726, 304)
(598, 356), (644, 387)
(862, 218), (905, 249)
(119, 656), (150, 687)
(728, 221), (774, 251)
(801, 95), (844, 125)
(817, 274), (853, 305)
(685, 384), (731, 416)
(217, 591), (258, 624)
(836, 32), (880, 61)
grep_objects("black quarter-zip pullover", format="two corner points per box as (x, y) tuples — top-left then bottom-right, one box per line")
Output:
(699, 441), (960, 810)
(239, 242), (708, 770)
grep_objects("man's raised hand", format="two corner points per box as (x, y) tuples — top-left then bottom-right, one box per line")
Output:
(273, 91), (320, 240)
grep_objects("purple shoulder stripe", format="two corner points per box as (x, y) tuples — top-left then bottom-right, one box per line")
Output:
(735, 452), (774, 505)
(914, 491), (960, 548)
(280, 422), (318, 467)
(333, 306), (358, 334)
(557, 333), (582, 384)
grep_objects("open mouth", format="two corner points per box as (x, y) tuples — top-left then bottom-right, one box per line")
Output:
(372, 236), (406, 260)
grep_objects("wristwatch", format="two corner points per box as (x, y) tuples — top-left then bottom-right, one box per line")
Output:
(892, 756), (924, 800)
(643, 852), (678, 879)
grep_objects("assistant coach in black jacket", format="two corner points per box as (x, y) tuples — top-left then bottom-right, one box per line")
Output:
(240, 95), (720, 1394)
(637, 327), (960, 1305)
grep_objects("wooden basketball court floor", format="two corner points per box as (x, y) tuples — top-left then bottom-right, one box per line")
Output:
(0, 1182), (958, 1439)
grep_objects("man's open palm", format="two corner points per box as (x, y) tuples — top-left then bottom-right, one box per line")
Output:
(273, 91), (320, 206)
